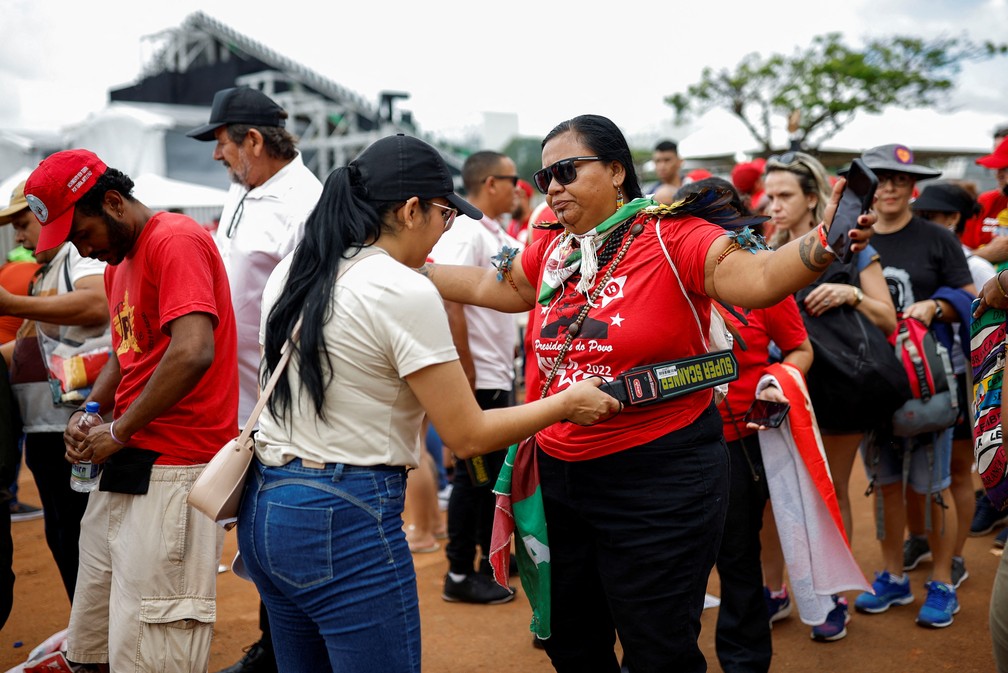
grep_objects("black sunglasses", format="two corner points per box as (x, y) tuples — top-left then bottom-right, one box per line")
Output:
(533, 156), (602, 194)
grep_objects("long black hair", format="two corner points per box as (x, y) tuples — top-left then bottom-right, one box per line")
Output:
(542, 114), (643, 200)
(262, 165), (413, 421)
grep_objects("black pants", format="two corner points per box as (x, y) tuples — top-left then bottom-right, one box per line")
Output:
(715, 434), (772, 673)
(0, 359), (19, 627)
(0, 496), (12, 629)
(24, 431), (91, 601)
(445, 388), (511, 575)
(538, 404), (728, 673)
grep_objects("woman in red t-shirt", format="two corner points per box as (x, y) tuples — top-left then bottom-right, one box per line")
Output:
(420, 114), (875, 672)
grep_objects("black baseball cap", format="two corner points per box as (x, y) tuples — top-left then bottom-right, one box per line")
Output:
(352, 134), (482, 220)
(912, 182), (973, 214)
(187, 87), (286, 141)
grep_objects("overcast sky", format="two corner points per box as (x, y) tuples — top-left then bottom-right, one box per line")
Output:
(2, 0), (1006, 147)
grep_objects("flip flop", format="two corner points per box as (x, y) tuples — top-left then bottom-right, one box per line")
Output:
(409, 541), (441, 554)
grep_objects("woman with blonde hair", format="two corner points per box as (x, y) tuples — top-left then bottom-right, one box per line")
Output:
(761, 150), (897, 641)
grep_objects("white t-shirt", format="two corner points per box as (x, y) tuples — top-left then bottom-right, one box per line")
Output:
(429, 214), (520, 390)
(214, 152), (323, 423)
(255, 248), (458, 467)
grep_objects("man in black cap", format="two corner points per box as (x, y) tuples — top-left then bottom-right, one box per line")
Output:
(188, 86), (322, 673)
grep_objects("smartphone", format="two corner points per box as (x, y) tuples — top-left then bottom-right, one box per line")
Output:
(744, 399), (791, 428)
(828, 158), (879, 263)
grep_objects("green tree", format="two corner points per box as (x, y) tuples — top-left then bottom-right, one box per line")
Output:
(666, 33), (1007, 153)
(503, 136), (549, 184)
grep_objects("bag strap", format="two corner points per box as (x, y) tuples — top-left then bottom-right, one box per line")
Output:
(236, 315), (302, 446)
(654, 219), (712, 351)
(62, 252), (72, 292)
(236, 247), (383, 443)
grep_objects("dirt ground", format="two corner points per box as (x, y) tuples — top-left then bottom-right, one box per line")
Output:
(1, 457), (1000, 672)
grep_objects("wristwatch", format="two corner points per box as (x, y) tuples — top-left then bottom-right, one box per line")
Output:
(932, 299), (943, 320)
(852, 287), (864, 306)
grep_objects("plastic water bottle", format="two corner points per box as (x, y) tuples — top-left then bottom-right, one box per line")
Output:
(70, 402), (102, 493)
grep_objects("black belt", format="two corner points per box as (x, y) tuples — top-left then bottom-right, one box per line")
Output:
(599, 350), (739, 406)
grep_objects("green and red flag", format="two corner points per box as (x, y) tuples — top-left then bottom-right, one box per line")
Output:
(490, 436), (551, 640)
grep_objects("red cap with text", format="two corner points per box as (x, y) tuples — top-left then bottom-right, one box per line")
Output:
(25, 149), (108, 254)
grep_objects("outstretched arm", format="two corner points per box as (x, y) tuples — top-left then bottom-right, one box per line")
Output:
(419, 250), (537, 314)
(406, 359), (621, 458)
(707, 179), (875, 309)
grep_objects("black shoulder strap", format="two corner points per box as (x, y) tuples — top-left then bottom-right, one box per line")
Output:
(62, 252), (72, 291)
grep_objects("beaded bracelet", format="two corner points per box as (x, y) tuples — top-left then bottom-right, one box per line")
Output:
(716, 241), (741, 264)
(997, 270), (1008, 299)
(109, 420), (127, 445)
(491, 245), (521, 295)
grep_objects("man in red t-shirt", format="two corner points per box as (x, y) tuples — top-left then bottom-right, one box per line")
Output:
(961, 132), (1008, 265)
(24, 149), (238, 672)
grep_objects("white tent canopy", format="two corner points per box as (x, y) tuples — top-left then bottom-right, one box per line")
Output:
(0, 167), (31, 204)
(131, 173), (228, 210)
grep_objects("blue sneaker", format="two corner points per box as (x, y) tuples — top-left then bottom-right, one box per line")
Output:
(811, 595), (850, 642)
(764, 585), (792, 624)
(916, 581), (959, 628)
(854, 571), (914, 614)
(970, 493), (1008, 536)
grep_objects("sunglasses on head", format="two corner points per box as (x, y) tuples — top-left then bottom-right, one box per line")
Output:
(532, 156), (602, 194)
(766, 152), (810, 171)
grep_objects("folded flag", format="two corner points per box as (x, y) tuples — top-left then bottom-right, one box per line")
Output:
(757, 363), (870, 625)
(490, 436), (551, 639)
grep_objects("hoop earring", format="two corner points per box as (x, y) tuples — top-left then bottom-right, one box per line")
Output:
(616, 188), (625, 209)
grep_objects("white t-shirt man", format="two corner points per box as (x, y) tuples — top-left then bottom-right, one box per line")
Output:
(429, 215), (521, 391)
(215, 152), (322, 422)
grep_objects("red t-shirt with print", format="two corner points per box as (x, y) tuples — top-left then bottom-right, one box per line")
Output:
(521, 213), (724, 461)
(105, 212), (238, 464)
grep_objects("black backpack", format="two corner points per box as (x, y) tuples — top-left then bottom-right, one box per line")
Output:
(796, 259), (911, 430)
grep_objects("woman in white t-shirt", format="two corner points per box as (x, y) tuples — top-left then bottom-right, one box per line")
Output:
(237, 134), (620, 673)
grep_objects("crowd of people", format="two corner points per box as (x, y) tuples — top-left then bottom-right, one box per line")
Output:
(0, 85), (1007, 673)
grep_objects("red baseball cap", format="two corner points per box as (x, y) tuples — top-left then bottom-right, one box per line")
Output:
(24, 149), (108, 254)
(516, 179), (534, 199)
(976, 136), (1008, 170)
(731, 162), (763, 194)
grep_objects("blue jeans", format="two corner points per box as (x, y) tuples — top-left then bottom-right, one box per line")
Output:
(862, 427), (953, 494)
(237, 458), (418, 673)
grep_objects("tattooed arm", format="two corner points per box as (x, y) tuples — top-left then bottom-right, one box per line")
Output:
(705, 178), (876, 308)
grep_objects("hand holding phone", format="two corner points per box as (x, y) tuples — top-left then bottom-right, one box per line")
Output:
(744, 399), (791, 428)
(827, 158), (878, 263)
